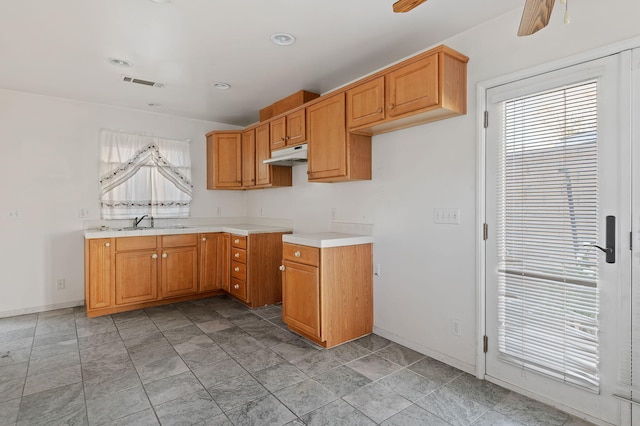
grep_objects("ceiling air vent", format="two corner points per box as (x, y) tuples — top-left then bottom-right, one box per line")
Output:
(121, 75), (166, 88)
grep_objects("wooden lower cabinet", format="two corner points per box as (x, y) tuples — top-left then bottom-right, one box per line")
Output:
(199, 233), (230, 292)
(85, 238), (114, 310)
(227, 232), (288, 308)
(115, 249), (159, 305)
(282, 260), (320, 338)
(282, 242), (373, 348)
(85, 231), (286, 317)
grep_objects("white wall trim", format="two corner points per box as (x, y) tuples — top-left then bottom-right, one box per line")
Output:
(373, 326), (475, 375)
(0, 300), (84, 319)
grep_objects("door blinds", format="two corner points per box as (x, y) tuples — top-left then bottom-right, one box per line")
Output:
(496, 80), (600, 391)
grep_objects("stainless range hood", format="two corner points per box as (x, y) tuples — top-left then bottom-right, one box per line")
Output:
(263, 143), (307, 167)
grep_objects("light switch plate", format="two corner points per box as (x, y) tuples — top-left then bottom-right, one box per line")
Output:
(434, 208), (460, 225)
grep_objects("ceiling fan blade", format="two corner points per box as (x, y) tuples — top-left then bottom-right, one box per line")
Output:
(518, 0), (555, 36)
(393, 0), (427, 13)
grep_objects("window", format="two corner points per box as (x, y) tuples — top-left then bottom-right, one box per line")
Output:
(99, 129), (193, 219)
(496, 81), (600, 390)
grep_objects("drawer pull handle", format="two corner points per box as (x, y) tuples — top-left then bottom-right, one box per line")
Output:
(279, 265), (285, 271)
(234, 239), (240, 244)
(105, 242), (111, 247)
(234, 253), (240, 258)
(152, 254), (158, 259)
(294, 251), (301, 257)
(234, 267), (240, 272)
(234, 284), (240, 290)
(202, 237), (206, 241)
(162, 253), (168, 259)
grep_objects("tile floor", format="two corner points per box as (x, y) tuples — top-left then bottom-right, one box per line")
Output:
(0, 295), (592, 425)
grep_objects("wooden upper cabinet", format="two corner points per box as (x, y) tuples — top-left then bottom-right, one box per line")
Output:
(206, 131), (242, 189)
(346, 46), (467, 135)
(255, 123), (272, 186)
(270, 108), (307, 151)
(387, 54), (438, 118)
(346, 76), (385, 129)
(286, 108), (306, 147)
(270, 117), (287, 151)
(307, 93), (372, 182)
(241, 129), (256, 188)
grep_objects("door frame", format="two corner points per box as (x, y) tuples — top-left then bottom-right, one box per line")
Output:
(476, 36), (640, 421)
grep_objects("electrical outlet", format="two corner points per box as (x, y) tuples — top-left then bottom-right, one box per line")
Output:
(56, 278), (66, 290)
(216, 207), (222, 216)
(79, 208), (90, 218)
(374, 264), (381, 276)
(331, 208), (337, 220)
(8, 209), (22, 219)
(451, 319), (461, 336)
(260, 208), (264, 217)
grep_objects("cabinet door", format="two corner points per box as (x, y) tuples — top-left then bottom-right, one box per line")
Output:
(307, 93), (347, 181)
(213, 133), (242, 188)
(386, 54), (439, 118)
(286, 109), (306, 146)
(270, 117), (287, 151)
(115, 250), (158, 305)
(200, 233), (221, 292)
(241, 130), (256, 187)
(161, 246), (198, 298)
(347, 76), (385, 129)
(282, 260), (321, 339)
(255, 123), (271, 186)
(86, 238), (113, 310)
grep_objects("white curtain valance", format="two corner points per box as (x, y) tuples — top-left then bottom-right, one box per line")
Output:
(99, 129), (193, 219)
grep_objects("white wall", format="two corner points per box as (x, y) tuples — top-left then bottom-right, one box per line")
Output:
(246, 0), (640, 371)
(0, 89), (243, 316)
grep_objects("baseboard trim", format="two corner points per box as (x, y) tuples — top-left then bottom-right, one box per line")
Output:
(0, 300), (85, 319)
(372, 326), (476, 375)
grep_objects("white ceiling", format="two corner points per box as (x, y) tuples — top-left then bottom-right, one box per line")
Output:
(0, 0), (522, 126)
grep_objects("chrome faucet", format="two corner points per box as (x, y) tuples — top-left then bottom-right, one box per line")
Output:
(133, 215), (148, 228)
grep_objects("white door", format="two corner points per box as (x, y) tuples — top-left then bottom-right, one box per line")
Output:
(485, 53), (632, 424)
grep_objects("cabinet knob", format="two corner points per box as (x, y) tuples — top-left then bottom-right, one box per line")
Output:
(234, 239), (240, 244)
(105, 242), (111, 247)
(234, 284), (240, 290)
(162, 253), (168, 259)
(234, 267), (240, 272)
(377, 108), (383, 113)
(234, 252), (240, 258)
(388, 103), (394, 109)
(279, 265), (285, 271)
(202, 237), (206, 241)
(294, 251), (301, 258)
(152, 254), (158, 259)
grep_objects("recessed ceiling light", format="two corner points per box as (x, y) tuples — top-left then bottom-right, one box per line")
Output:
(212, 82), (231, 90)
(108, 58), (133, 68)
(270, 33), (296, 46)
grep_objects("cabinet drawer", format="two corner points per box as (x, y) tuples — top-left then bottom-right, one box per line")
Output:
(230, 278), (247, 301)
(231, 248), (246, 264)
(161, 233), (198, 248)
(283, 243), (319, 266)
(116, 236), (157, 252)
(231, 235), (247, 249)
(231, 261), (246, 281)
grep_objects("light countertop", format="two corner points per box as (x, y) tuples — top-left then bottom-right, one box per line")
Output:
(282, 232), (374, 248)
(83, 223), (293, 239)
